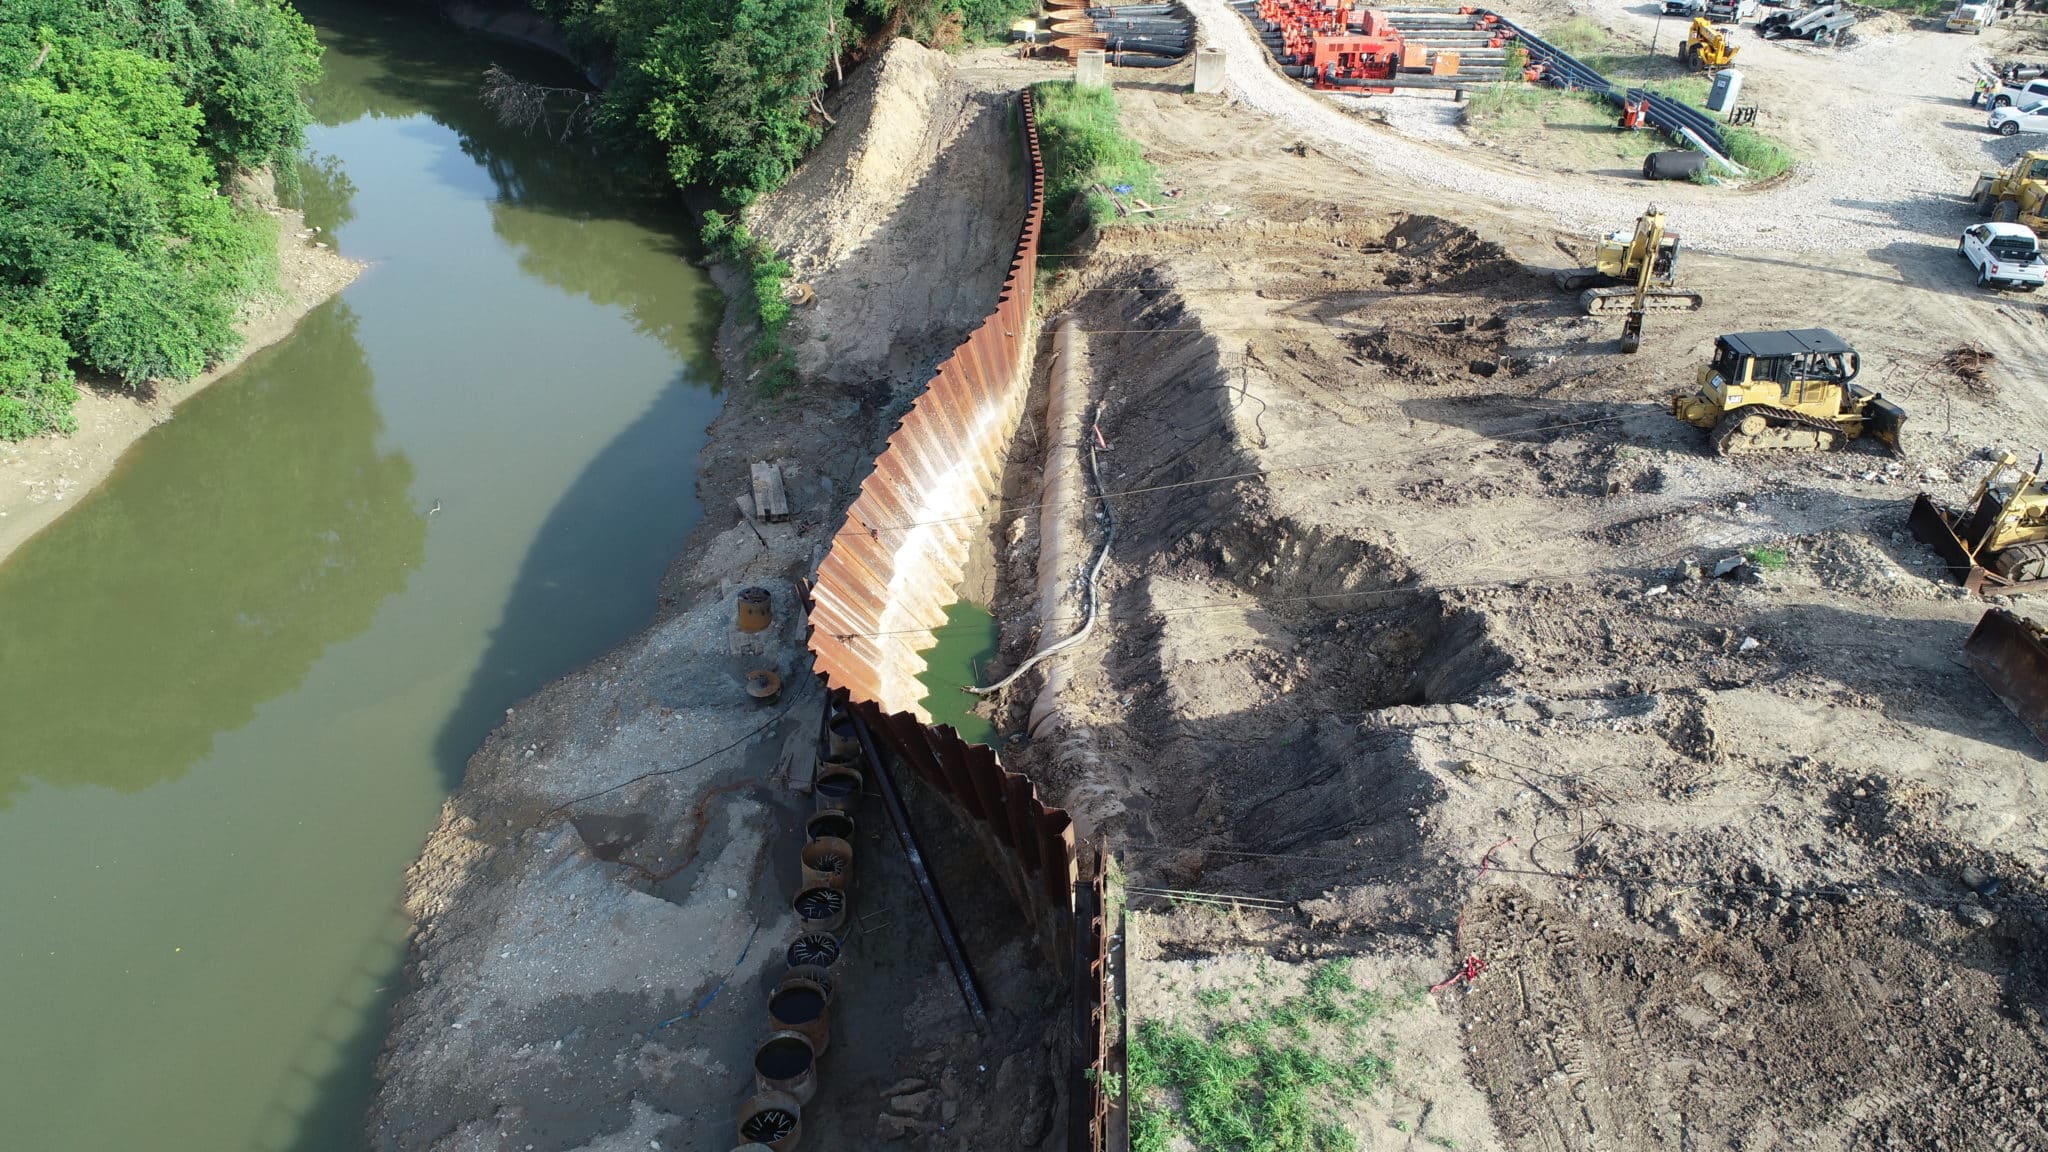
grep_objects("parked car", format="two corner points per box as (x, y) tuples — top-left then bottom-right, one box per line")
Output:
(1705, 0), (1759, 21)
(1663, 0), (1704, 13)
(1990, 100), (2048, 136)
(1993, 77), (2048, 108)
(1959, 222), (2048, 290)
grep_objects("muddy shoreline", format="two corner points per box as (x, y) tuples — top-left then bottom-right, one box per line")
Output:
(0, 194), (361, 566)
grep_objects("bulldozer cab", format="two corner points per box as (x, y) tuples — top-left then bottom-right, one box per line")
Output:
(2019, 154), (2048, 183)
(1706, 329), (1859, 405)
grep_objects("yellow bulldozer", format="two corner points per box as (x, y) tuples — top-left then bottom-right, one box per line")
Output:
(1671, 328), (1908, 455)
(1680, 17), (1737, 70)
(1910, 450), (2048, 590)
(1968, 152), (2048, 228)
(1555, 207), (1704, 353)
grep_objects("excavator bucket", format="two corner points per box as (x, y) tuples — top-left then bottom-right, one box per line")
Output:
(1909, 493), (1989, 592)
(1965, 608), (2048, 746)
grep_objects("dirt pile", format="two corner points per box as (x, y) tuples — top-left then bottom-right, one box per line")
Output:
(747, 39), (1027, 390)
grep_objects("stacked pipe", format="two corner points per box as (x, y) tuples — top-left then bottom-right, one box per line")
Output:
(733, 708), (865, 1152)
(1050, 2), (1194, 66)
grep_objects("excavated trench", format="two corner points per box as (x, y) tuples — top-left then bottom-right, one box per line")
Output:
(977, 216), (1545, 899)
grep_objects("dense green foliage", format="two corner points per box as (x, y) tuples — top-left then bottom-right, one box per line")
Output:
(529, 0), (1027, 207)
(1128, 960), (1398, 1152)
(518, 0), (1027, 383)
(1031, 81), (1159, 253)
(0, 0), (321, 438)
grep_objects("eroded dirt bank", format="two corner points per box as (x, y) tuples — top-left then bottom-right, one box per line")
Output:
(0, 183), (360, 564)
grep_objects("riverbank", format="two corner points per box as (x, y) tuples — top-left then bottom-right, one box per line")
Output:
(368, 38), (1065, 1150)
(0, 188), (361, 565)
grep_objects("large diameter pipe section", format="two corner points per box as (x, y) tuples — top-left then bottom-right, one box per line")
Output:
(1025, 318), (1090, 740)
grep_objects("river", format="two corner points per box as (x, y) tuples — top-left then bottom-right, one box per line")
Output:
(0, 5), (722, 1148)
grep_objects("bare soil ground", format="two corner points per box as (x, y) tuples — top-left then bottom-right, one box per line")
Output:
(973, 56), (2048, 1150)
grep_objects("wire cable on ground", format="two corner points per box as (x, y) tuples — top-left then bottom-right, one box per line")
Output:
(969, 403), (1117, 696)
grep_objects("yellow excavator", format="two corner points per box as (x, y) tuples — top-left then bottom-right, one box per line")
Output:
(1671, 328), (1908, 454)
(1554, 207), (1704, 352)
(1680, 17), (1737, 70)
(1910, 450), (2048, 589)
(1968, 152), (2048, 229)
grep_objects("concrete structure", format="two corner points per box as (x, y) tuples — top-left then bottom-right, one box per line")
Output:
(1193, 46), (1225, 93)
(1076, 49), (1107, 88)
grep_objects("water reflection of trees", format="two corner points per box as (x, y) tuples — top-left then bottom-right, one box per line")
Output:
(0, 302), (424, 807)
(299, 0), (719, 375)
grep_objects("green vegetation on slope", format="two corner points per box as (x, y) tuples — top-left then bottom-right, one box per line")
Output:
(1129, 959), (1398, 1152)
(528, 0), (1032, 206)
(1032, 80), (1160, 253)
(0, 0), (321, 439)
(511, 0), (1028, 382)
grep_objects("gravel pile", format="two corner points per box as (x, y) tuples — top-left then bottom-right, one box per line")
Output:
(1183, 0), (1999, 254)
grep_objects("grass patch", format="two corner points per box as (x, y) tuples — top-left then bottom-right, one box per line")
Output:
(701, 210), (797, 394)
(1725, 126), (1795, 181)
(1744, 545), (1791, 570)
(1129, 959), (1394, 1152)
(1857, 0), (1946, 13)
(1032, 80), (1160, 253)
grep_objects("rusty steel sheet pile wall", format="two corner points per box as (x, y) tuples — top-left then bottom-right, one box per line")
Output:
(806, 90), (1078, 907)
(804, 91), (1110, 1152)
(808, 89), (1044, 719)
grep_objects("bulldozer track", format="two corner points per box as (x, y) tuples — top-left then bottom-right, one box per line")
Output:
(1710, 406), (1844, 455)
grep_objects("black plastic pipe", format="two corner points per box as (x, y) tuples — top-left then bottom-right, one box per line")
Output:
(848, 709), (988, 1025)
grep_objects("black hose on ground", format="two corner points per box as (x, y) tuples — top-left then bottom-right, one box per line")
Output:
(1109, 52), (1180, 67)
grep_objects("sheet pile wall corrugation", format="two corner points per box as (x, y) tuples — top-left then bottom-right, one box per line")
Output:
(805, 89), (1107, 1152)
(807, 90), (1046, 720)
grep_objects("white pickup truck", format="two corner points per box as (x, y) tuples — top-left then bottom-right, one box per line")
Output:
(1959, 222), (2048, 290)
(1993, 77), (2048, 108)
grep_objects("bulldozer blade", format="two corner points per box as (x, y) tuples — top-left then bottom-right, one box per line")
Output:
(1579, 288), (1704, 315)
(1909, 492), (1989, 591)
(1965, 608), (2048, 746)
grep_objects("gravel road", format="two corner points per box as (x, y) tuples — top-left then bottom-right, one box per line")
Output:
(1184, 0), (2011, 253)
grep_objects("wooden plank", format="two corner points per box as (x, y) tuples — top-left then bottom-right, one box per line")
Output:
(751, 461), (789, 523)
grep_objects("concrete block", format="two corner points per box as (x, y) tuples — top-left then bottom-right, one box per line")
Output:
(1192, 46), (1225, 94)
(1075, 49), (1107, 88)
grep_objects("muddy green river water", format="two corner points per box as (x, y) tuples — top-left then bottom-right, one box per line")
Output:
(0, 5), (721, 1148)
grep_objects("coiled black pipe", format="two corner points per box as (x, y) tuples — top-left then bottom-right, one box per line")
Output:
(1109, 51), (1180, 67)
(1086, 3), (1180, 14)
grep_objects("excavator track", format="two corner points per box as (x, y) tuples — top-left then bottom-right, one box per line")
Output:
(1580, 287), (1705, 315)
(1710, 407), (1843, 455)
